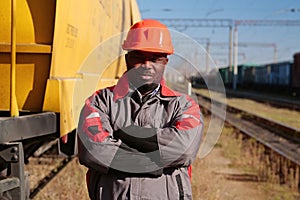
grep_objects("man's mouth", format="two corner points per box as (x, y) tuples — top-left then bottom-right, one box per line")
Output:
(139, 71), (152, 77)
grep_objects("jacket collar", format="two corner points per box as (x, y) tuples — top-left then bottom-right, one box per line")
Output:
(112, 73), (181, 101)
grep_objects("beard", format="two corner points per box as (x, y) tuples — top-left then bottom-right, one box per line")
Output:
(126, 67), (163, 95)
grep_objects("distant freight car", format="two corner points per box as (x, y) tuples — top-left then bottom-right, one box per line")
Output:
(0, 0), (141, 199)
(217, 55), (298, 93)
(267, 61), (292, 85)
(192, 53), (300, 97)
(292, 52), (300, 88)
(241, 61), (292, 90)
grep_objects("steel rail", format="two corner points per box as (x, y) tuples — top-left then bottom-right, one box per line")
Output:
(196, 94), (300, 166)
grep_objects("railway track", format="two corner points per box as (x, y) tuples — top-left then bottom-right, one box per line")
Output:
(225, 89), (300, 112)
(24, 143), (73, 199)
(195, 91), (300, 191)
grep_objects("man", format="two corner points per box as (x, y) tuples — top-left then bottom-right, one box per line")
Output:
(77, 19), (203, 200)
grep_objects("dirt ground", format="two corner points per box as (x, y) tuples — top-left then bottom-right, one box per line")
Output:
(192, 143), (268, 200)
(191, 125), (267, 200)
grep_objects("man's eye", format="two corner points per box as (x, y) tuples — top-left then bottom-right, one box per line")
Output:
(128, 54), (167, 64)
(153, 57), (167, 64)
(130, 56), (144, 62)
(148, 57), (162, 62)
(154, 58), (163, 62)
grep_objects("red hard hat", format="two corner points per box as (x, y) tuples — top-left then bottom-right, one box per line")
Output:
(122, 19), (174, 54)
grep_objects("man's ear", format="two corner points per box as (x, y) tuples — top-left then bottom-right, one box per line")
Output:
(125, 53), (129, 65)
(125, 53), (134, 70)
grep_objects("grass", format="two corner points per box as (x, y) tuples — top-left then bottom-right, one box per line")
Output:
(220, 124), (300, 200)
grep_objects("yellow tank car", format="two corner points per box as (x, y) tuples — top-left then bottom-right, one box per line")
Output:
(0, 0), (140, 136)
(0, 0), (140, 199)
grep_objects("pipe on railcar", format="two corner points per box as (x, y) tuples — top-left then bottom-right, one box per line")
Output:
(10, 0), (19, 117)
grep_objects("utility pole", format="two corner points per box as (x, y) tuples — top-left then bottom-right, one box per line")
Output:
(233, 26), (238, 90)
(205, 40), (210, 73)
(228, 26), (233, 82)
(193, 37), (211, 73)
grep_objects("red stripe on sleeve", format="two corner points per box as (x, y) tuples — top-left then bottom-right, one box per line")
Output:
(82, 95), (110, 142)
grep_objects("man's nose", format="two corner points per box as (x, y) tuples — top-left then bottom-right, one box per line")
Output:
(141, 60), (152, 68)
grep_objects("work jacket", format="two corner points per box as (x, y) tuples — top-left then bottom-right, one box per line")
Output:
(77, 73), (203, 200)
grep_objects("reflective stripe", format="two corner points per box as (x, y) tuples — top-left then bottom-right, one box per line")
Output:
(86, 112), (100, 119)
(83, 97), (110, 142)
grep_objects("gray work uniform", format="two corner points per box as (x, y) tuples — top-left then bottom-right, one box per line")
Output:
(77, 73), (203, 200)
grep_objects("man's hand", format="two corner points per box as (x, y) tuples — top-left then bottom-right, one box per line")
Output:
(114, 125), (158, 153)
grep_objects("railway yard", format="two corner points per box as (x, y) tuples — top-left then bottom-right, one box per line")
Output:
(2, 1), (300, 199)
(22, 88), (300, 200)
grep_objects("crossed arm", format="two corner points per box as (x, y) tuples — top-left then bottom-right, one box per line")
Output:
(77, 91), (203, 176)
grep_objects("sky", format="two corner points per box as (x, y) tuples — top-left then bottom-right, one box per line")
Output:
(136, 0), (300, 67)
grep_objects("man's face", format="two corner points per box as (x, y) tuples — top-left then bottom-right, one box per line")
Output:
(125, 50), (168, 88)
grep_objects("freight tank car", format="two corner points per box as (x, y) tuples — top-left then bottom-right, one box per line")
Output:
(216, 52), (300, 97)
(0, 0), (140, 199)
(192, 52), (300, 99)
